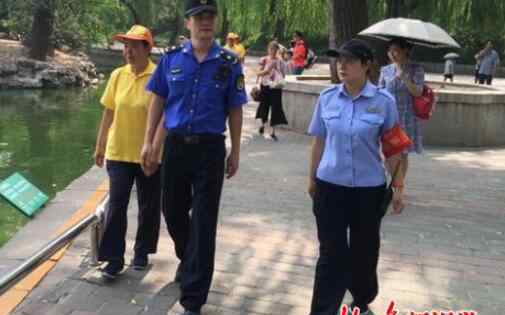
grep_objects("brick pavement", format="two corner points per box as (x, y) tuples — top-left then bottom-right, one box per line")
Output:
(9, 61), (505, 315)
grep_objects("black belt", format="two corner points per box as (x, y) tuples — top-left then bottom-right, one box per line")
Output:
(167, 133), (225, 145)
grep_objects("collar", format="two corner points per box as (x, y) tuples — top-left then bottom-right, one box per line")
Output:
(182, 40), (222, 62)
(337, 81), (377, 100)
(125, 59), (156, 78)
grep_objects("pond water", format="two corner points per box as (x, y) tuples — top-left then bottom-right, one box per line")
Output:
(0, 85), (104, 247)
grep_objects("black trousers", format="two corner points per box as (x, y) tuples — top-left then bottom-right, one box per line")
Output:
(98, 160), (161, 262)
(255, 85), (288, 127)
(478, 74), (493, 85)
(162, 135), (226, 312)
(310, 179), (385, 315)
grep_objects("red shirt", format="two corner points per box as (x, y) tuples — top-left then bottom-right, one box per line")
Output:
(292, 40), (307, 68)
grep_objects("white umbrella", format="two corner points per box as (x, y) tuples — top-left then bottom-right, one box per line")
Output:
(359, 18), (460, 49)
(443, 52), (460, 59)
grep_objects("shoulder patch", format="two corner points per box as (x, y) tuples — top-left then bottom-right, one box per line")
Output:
(235, 74), (245, 91)
(220, 49), (238, 64)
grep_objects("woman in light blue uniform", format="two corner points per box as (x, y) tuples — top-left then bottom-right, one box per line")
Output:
(378, 38), (425, 194)
(307, 39), (406, 315)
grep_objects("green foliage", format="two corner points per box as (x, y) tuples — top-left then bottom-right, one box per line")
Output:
(0, 0), (503, 63)
(369, 0), (505, 63)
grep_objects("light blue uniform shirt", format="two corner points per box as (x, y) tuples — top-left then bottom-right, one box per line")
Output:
(308, 81), (399, 188)
(479, 50), (500, 76)
(146, 41), (248, 135)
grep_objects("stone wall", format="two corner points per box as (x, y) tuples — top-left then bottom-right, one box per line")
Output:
(0, 39), (100, 89)
(282, 77), (505, 147)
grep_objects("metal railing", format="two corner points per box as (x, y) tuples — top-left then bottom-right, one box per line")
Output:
(0, 195), (108, 296)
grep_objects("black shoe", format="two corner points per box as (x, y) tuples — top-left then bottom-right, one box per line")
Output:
(132, 253), (148, 270)
(259, 126), (264, 134)
(350, 302), (370, 314)
(271, 133), (278, 141)
(179, 311), (200, 315)
(101, 259), (124, 280)
(174, 262), (183, 283)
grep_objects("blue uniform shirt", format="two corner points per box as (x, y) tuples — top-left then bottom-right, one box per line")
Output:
(146, 41), (248, 135)
(308, 81), (399, 188)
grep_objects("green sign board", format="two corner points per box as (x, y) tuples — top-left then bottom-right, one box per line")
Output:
(0, 173), (49, 217)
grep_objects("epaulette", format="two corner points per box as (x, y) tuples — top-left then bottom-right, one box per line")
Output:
(377, 88), (395, 102)
(164, 44), (184, 55)
(320, 84), (340, 97)
(219, 49), (238, 65)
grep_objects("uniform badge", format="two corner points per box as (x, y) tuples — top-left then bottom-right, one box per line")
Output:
(366, 106), (381, 114)
(215, 65), (231, 81)
(171, 68), (182, 75)
(236, 75), (245, 91)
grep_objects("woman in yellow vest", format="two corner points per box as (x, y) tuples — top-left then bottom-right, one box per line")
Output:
(94, 25), (161, 279)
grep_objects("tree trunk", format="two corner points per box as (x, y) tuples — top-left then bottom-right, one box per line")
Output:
(220, 1), (229, 41)
(327, 0), (369, 83)
(386, 0), (403, 17)
(29, 0), (54, 61)
(119, 0), (141, 24)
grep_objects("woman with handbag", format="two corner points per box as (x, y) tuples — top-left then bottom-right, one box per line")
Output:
(255, 41), (288, 141)
(378, 38), (425, 195)
(307, 39), (411, 315)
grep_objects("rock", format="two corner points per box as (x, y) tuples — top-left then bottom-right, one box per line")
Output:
(60, 45), (72, 53)
(0, 50), (98, 89)
(16, 58), (50, 71)
(0, 32), (8, 39)
(0, 76), (43, 89)
(0, 63), (18, 77)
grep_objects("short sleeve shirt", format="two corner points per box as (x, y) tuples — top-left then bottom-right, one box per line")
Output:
(146, 41), (248, 135)
(479, 50), (500, 75)
(308, 82), (399, 187)
(101, 61), (155, 163)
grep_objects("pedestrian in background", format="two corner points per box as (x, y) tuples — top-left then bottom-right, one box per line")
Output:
(234, 34), (247, 63)
(255, 41), (288, 141)
(291, 31), (307, 75)
(224, 32), (246, 63)
(142, 0), (247, 313)
(378, 38), (425, 196)
(476, 41), (500, 85)
(443, 57), (455, 83)
(94, 25), (161, 279)
(308, 39), (409, 315)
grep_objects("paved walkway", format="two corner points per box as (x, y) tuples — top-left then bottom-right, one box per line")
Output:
(9, 61), (505, 315)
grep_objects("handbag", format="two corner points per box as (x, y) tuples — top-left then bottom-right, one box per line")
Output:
(413, 85), (435, 120)
(250, 86), (262, 102)
(379, 163), (401, 218)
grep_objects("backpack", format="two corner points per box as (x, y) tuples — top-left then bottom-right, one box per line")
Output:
(305, 48), (317, 69)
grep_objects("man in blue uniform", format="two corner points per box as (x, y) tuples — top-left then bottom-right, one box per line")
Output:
(141, 1), (247, 314)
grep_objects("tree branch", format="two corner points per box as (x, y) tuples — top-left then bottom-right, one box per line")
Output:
(119, 0), (141, 24)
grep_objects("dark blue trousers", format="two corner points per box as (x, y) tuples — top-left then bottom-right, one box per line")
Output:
(310, 179), (385, 315)
(161, 135), (226, 312)
(98, 161), (161, 262)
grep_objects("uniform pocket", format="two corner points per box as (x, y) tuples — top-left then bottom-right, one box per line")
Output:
(360, 113), (384, 125)
(167, 74), (185, 98)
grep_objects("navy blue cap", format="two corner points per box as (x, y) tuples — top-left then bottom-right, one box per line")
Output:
(185, 0), (218, 17)
(327, 39), (374, 61)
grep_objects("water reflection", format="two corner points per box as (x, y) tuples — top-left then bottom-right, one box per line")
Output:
(0, 86), (104, 246)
